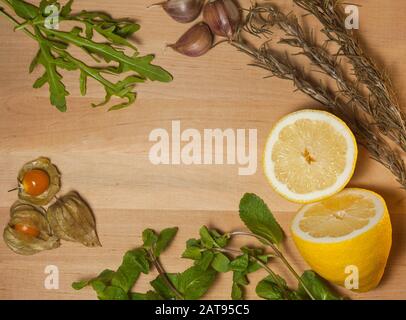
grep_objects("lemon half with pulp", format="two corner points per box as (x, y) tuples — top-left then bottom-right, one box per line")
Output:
(291, 188), (392, 292)
(264, 109), (357, 203)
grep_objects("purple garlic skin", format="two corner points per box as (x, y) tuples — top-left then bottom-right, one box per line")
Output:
(162, 0), (204, 23)
(169, 22), (214, 57)
(203, 0), (241, 39)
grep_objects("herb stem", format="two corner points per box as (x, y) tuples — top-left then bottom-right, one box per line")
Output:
(0, 6), (37, 41)
(147, 249), (184, 300)
(229, 231), (316, 300)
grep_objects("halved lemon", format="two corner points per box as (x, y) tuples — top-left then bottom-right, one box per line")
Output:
(264, 109), (357, 203)
(291, 188), (392, 292)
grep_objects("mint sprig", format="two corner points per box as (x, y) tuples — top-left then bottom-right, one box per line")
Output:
(72, 194), (344, 300)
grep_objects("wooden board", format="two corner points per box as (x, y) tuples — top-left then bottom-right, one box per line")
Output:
(0, 0), (405, 300)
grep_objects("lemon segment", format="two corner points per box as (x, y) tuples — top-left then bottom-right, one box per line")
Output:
(264, 110), (357, 203)
(291, 188), (392, 292)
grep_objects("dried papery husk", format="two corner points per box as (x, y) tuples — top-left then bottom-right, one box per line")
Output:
(47, 191), (101, 247)
(3, 201), (60, 255)
(17, 157), (61, 205)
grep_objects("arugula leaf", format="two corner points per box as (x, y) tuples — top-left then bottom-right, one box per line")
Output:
(297, 270), (343, 300)
(60, 0), (73, 17)
(2, 0), (172, 111)
(154, 227), (178, 257)
(211, 252), (230, 273)
(45, 29), (172, 82)
(36, 36), (69, 112)
(239, 193), (284, 244)
(179, 266), (217, 300)
(7, 0), (38, 20)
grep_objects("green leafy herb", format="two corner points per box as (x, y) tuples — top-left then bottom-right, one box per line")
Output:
(178, 266), (217, 300)
(0, 0), (172, 111)
(154, 227), (178, 257)
(297, 270), (343, 300)
(239, 193), (284, 244)
(211, 252), (230, 273)
(72, 194), (344, 301)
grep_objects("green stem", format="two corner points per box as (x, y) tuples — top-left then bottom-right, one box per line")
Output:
(147, 250), (184, 300)
(213, 246), (292, 300)
(229, 231), (316, 300)
(0, 6), (37, 40)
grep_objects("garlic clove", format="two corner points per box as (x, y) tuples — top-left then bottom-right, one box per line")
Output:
(203, 0), (241, 39)
(169, 22), (214, 57)
(154, 0), (204, 23)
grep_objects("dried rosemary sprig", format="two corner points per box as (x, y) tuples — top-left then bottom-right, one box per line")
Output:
(293, 0), (406, 153)
(230, 13), (406, 188)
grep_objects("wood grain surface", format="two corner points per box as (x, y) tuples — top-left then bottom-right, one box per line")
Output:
(0, 0), (405, 300)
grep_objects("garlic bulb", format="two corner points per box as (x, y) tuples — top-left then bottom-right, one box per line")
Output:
(169, 22), (214, 57)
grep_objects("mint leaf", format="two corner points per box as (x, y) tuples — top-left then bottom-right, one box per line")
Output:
(199, 226), (218, 249)
(233, 271), (249, 286)
(182, 247), (202, 260)
(72, 280), (88, 290)
(297, 270), (343, 300)
(195, 250), (214, 271)
(239, 193), (284, 244)
(142, 229), (158, 249)
(72, 269), (115, 291)
(150, 273), (181, 300)
(229, 254), (249, 272)
(256, 277), (285, 300)
(131, 291), (163, 300)
(256, 274), (298, 300)
(154, 227), (178, 257)
(211, 252), (230, 273)
(98, 286), (129, 300)
(231, 283), (244, 300)
(179, 266), (217, 300)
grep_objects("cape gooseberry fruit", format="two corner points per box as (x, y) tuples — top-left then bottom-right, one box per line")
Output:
(17, 157), (61, 206)
(3, 201), (60, 255)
